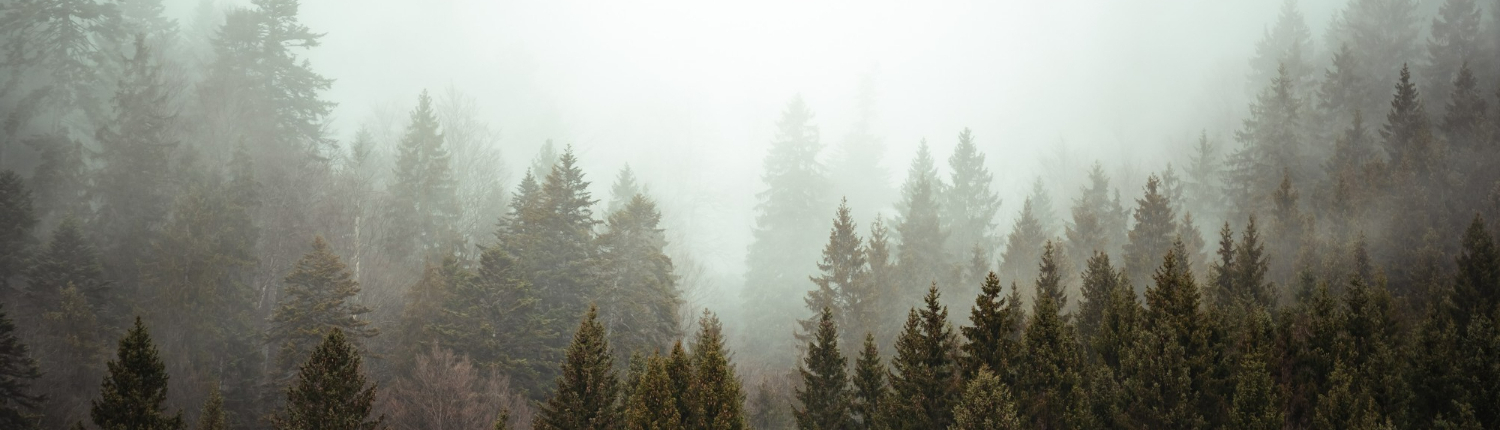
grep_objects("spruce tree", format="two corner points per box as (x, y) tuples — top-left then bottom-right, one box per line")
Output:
(1381, 64), (1437, 178)
(664, 342), (694, 426)
(90, 318), (184, 430)
(943, 128), (1001, 266)
(998, 195), (1047, 288)
(1327, 0), (1421, 114)
(434, 247), (551, 396)
(802, 200), (867, 349)
(887, 285), (960, 429)
(1018, 243), (1090, 429)
(196, 384), (225, 430)
(512, 146), (601, 353)
(1234, 216), (1273, 308)
(1184, 131), (1222, 216)
(1119, 246), (1213, 429)
(1228, 64), (1303, 218)
(1123, 174), (1178, 291)
(1454, 214), (1499, 323)
(597, 193), (682, 359)
(959, 272), (1022, 382)
(1441, 63), (1488, 151)
(1066, 163), (1128, 274)
(1423, 0), (1484, 109)
(1248, 0), (1315, 93)
(268, 236), (376, 383)
(388, 90), (460, 259)
(24, 217), (109, 320)
(950, 368), (1021, 430)
(864, 217), (900, 346)
(689, 311), (746, 430)
(530, 140), (560, 184)
(0, 303), (42, 430)
(795, 307), (852, 430)
(1076, 251), (1122, 343)
(850, 334), (886, 430)
(625, 353), (684, 430)
(1318, 43), (1368, 124)
(537, 305), (621, 430)
(1177, 212), (1207, 279)
(608, 166), (642, 216)
(273, 329), (382, 430)
(742, 97), (831, 360)
(894, 141), (948, 302)
(0, 171), (35, 290)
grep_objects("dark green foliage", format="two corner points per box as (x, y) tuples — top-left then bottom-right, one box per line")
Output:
(1123, 174), (1178, 291)
(515, 146), (603, 351)
(1118, 246), (1215, 429)
(1381, 64), (1438, 178)
(802, 200), (867, 350)
(1453, 215), (1498, 323)
(1017, 243), (1090, 429)
(1228, 64), (1303, 219)
(625, 353), (683, 430)
(388, 90), (460, 258)
(197, 384), (225, 430)
(24, 217), (108, 318)
(268, 237), (376, 383)
(1076, 251), (1124, 345)
(436, 247), (552, 396)
(90, 318), (184, 430)
(536, 305), (621, 430)
(959, 272), (1022, 383)
(598, 193), (681, 359)
(273, 328), (382, 430)
(850, 334), (886, 430)
(794, 307), (852, 430)
(689, 311), (746, 430)
(950, 368), (1021, 430)
(0, 171), (34, 290)
(0, 303), (42, 429)
(887, 285), (960, 429)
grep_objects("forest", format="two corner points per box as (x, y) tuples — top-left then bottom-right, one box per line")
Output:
(2, 0), (1500, 429)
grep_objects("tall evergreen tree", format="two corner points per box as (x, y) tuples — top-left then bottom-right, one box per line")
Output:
(388, 90), (460, 259)
(0, 304), (42, 430)
(1076, 252), (1122, 342)
(624, 353), (683, 430)
(1065, 163), (1127, 275)
(273, 328), (383, 430)
(828, 73), (893, 218)
(943, 128), (1001, 265)
(1381, 64), (1438, 178)
(802, 200), (868, 349)
(510, 146), (602, 350)
(268, 236), (376, 383)
(864, 217), (901, 347)
(0, 171), (34, 290)
(608, 166), (642, 216)
(1249, 0), (1315, 92)
(689, 311), (746, 430)
(887, 285), (960, 429)
(536, 305), (621, 430)
(959, 272), (1023, 383)
(1184, 131), (1222, 216)
(1017, 242), (1090, 429)
(1123, 174), (1178, 291)
(1318, 43), (1369, 125)
(998, 196), (1047, 289)
(1326, 0), (1421, 115)
(850, 334), (887, 430)
(1228, 64), (1304, 218)
(742, 97), (831, 360)
(598, 194), (681, 359)
(894, 141), (948, 304)
(1423, 0), (1485, 109)
(90, 318), (184, 430)
(794, 307), (852, 430)
(1442, 63), (1488, 152)
(430, 247), (552, 396)
(1119, 246), (1215, 429)
(196, 384), (225, 430)
(24, 217), (110, 321)
(950, 368), (1022, 430)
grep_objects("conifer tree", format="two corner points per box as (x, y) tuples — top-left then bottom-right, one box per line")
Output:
(795, 307), (852, 430)
(1123, 174), (1178, 291)
(1327, 0), (1421, 111)
(1076, 252), (1122, 342)
(1208, 222), (1237, 307)
(950, 368), (1022, 430)
(850, 334), (886, 430)
(598, 193), (681, 358)
(433, 247), (551, 396)
(802, 200), (867, 348)
(1228, 339), (1282, 430)
(1234, 216), (1273, 308)
(537, 305), (621, 430)
(1017, 242), (1090, 429)
(90, 318), (184, 430)
(530, 141), (560, 184)
(273, 328), (382, 430)
(887, 285), (960, 429)
(1381, 64), (1438, 178)
(1228, 64), (1303, 218)
(664, 342), (694, 426)
(1454, 214), (1499, 324)
(1184, 131), (1222, 215)
(608, 166), (642, 216)
(1066, 163), (1127, 275)
(1177, 211), (1207, 277)
(268, 236), (376, 383)
(517, 146), (601, 350)
(1441, 63), (1488, 151)
(0, 171), (36, 290)
(625, 353), (683, 430)
(894, 141), (948, 302)
(828, 73), (893, 218)
(1119, 246), (1213, 429)
(1423, 0), (1484, 109)
(1318, 43), (1369, 127)
(742, 97), (831, 359)
(998, 196), (1047, 288)
(1249, 0), (1315, 92)
(864, 217), (900, 346)
(0, 304), (42, 430)
(959, 272), (1023, 383)
(689, 311), (747, 430)
(943, 128), (1001, 264)
(24, 217), (110, 320)
(196, 384), (225, 430)
(388, 90), (460, 259)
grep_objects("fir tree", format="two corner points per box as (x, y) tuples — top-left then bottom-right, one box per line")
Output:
(1119, 246), (1213, 429)
(689, 311), (746, 430)
(1318, 43), (1369, 125)
(1423, 0), (1484, 109)
(608, 166), (642, 216)
(388, 90), (460, 259)
(24, 217), (109, 320)
(943, 128), (1001, 264)
(536, 305), (621, 430)
(1454, 214), (1499, 324)
(1066, 163), (1127, 275)
(1228, 64), (1303, 218)
(90, 318), (184, 430)
(1017, 242), (1090, 429)
(664, 342), (694, 426)
(950, 368), (1022, 430)
(1076, 251), (1122, 342)
(887, 285), (960, 429)
(1249, 0), (1315, 92)
(850, 334), (886, 430)
(598, 193), (681, 359)
(0, 304), (42, 430)
(998, 196), (1047, 289)
(864, 217), (901, 346)
(1441, 63), (1488, 151)
(625, 353), (684, 430)
(894, 141), (948, 302)
(268, 236), (376, 383)
(1234, 216), (1273, 308)
(742, 97), (831, 360)
(434, 247), (551, 396)
(795, 307), (852, 430)
(1177, 212), (1207, 277)
(1123, 174), (1178, 291)
(1381, 64), (1438, 178)
(515, 146), (601, 352)
(1327, 0), (1422, 112)
(0, 171), (35, 290)
(959, 272), (1023, 383)
(802, 200), (867, 349)
(1184, 131), (1222, 215)
(196, 384), (225, 430)
(273, 328), (383, 430)
(530, 140), (560, 184)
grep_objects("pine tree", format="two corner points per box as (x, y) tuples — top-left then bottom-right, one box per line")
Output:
(537, 305), (621, 430)
(1123, 174), (1178, 291)
(887, 285), (960, 429)
(388, 90), (460, 259)
(1207, 222), (1237, 307)
(1318, 43), (1369, 125)
(689, 311), (746, 430)
(1312, 361), (1385, 429)
(1076, 251), (1121, 342)
(625, 353), (684, 430)
(268, 236), (377, 383)
(515, 146), (601, 352)
(0, 171), (35, 290)
(959, 272), (1023, 383)
(196, 384), (225, 430)
(1228, 64), (1303, 219)
(273, 328), (382, 430)
(1381, 64), (1438, 178)
(1066, 163), (1127, 275)
(1442, 63), (1488, 151)
(1017, 242), (1090, 429)
(850, 334), (886, 430)
(0, 304), (42, 430)
(802, 200), (867, 349)
(943, 128), (1001, 265)
(950, 368), (1022, 430)
(433, 247), (551, 396)
(608, 166), (643, 216)
(1423, 0), (1484, 109)
(24, 217), (110, 321)
(1234, 216), (1273, 308)
(998, 196), (1047, 288)
(92, 36), (176, 284)
(598, 194), (681, 359)
(1119, 246), (1213, 429)
(894, 141), (948, 302)
(1227, 345), (1282, 430)
(828, 72), (893, 218)
(742, 97), (831, 360)
(795, 307), (852, 430)
(1249, 0), (1315, 92)
(664, 342), (694, 426)
(90, 318), (184, 430)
